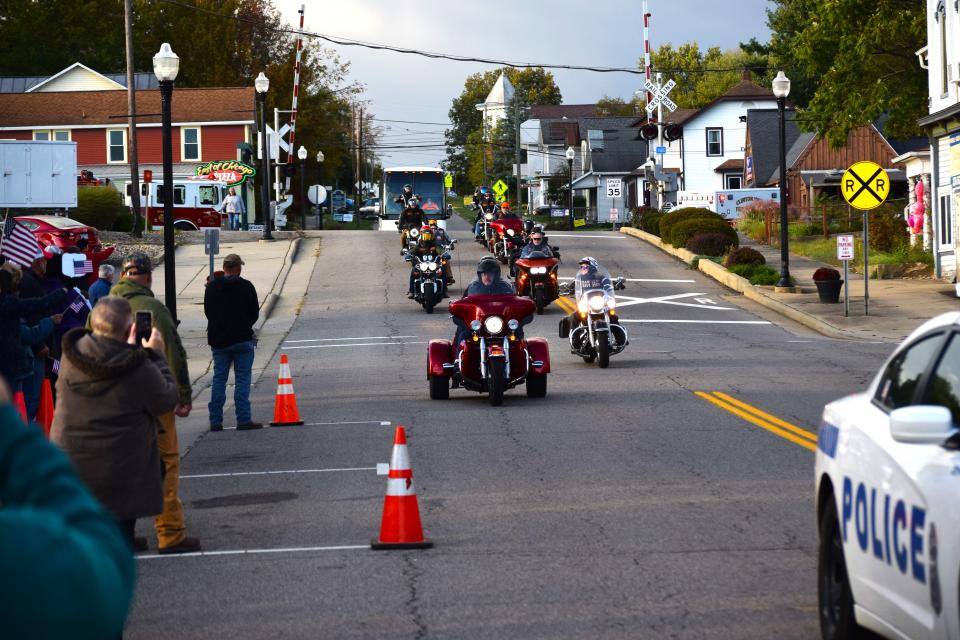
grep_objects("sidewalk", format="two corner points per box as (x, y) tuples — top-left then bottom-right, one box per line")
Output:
(621, 227), (959, 343)
(150, 235), (320, 454)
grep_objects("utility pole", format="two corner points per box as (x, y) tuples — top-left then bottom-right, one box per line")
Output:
(514, 98), (522, 210)
(356, 106), (363, 218)
(123, 0), (142, 237)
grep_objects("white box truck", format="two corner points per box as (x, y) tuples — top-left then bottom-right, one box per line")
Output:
(676, 188), (779, 220)
(0, 140), (78, 208)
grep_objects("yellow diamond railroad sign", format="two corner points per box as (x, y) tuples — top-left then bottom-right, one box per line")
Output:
(841, 161), (890, 210)
(492, 179), (508, 197)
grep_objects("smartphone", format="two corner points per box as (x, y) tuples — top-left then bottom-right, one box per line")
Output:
(135, 311), (152, 347)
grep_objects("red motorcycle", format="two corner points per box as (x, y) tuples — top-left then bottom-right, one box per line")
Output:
(488, 217), (524, 263)
(514, 249), (560, 314)
(427, 295), (550, 406)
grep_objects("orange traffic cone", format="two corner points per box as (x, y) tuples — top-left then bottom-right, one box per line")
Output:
(269, 354), (303, 427)
(371, 426), (433, 550)
(36, 378), (54, 438)
(12, 391), (27, 425)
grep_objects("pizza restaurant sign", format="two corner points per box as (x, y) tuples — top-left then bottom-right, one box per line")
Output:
(195, 160), (256, 185)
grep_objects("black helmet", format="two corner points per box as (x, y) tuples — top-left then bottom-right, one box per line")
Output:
(523, 219), (535, 234)
(477, 256), (501, 277)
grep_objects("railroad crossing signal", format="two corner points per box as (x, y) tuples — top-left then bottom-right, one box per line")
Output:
(841, 161), (890, 210)
(645, 78), (677, 114)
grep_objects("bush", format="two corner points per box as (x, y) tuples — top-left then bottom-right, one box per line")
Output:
(813, 267), (841, 281)
(868, 210), (909, 253)
(631, 206), (658, 231)
(730, 264), (780, 285)
(669, 217), (739, 249)
(112, 212), (134, 232)
(685, 232), (736, 256)
(658, 207), (725, 242)
(724, 246), (766, 268)
(72, 186), (125, 230)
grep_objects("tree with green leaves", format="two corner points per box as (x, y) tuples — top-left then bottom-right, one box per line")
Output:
(596, 95), (643, 117)
(648, 43), (769, 109)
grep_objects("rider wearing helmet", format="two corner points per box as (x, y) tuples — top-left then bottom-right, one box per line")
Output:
(396, 187), (424, 248)
(427, 219), (456, 285)
(453, 257), (530, 348)
(561, 257), (619, 338)
(407, 226), (448, 299)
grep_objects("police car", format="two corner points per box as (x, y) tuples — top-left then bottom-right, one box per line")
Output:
(815, 312), (960, 639)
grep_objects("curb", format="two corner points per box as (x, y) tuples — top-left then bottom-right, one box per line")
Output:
(254, 237), (301, 334)
(619, 226), (856, 340)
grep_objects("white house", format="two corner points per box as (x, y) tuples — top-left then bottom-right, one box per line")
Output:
(520, 105), (597, 208)
(918, 0), (960, 280)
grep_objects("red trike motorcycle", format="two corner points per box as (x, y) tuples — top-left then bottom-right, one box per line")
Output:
(513, 249), (560, 315)
(427, 295), (550, 406)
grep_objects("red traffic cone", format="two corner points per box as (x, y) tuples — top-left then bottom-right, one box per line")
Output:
(36, 378), (54, 438)
(269, 354), (303, 426)
(12, 391), (27, 425)
(371, 426), (432, 550)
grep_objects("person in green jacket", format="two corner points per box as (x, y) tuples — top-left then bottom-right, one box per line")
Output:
(0, 377), (135, 639)
(108, 253), (201, 555)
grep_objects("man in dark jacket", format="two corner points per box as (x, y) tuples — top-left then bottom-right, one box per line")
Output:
(204, 253), (260, 431)
(51, 296), (178, 548)
(109, 253), (199, 555)
(87, 264), (115, 307)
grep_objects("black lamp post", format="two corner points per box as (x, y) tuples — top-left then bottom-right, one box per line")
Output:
(566, 146), (575, 231)
(298, 145), (308, 230)
(255, 72), (273, 241)
(773, 70), (792, 288)
(153, 43), (179, 322)
(316, 150), (324, 230)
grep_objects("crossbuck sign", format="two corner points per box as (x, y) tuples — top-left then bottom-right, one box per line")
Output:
(645, 78), (677, 114)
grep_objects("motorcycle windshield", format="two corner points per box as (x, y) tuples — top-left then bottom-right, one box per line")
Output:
(523, 249), (553, 260)
(449, 294), (536, 325)
(575, 264), (614, 300)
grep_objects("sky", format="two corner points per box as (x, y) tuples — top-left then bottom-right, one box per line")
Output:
(276, 0), (773, 168)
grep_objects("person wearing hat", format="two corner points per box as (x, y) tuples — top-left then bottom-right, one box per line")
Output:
(203, 253), (260, 432)
(109, 252), (199, 555)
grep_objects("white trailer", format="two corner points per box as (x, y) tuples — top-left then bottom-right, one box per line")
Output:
(0, 140), (77, 208)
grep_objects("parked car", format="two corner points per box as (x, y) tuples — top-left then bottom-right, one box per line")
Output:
(359, 198), (380, 219)
(15, 214), (114, 281)
(815, 311), (960, 640)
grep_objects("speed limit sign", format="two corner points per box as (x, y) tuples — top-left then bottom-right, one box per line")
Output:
(605, 178), (622, 199)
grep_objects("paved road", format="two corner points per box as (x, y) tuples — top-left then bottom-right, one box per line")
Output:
(127, 216), (894, 639)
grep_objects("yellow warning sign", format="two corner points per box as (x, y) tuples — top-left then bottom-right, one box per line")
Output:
(841, 161), (890, 210)
(492, 179), (508, 197)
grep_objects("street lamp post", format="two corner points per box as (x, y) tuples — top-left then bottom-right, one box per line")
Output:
(153, 43), (179, 322)
(298, 145), (308, 230)
(255, 72), (273, 241)
(772, 71), (792, 288)
(565, 146), (575, 231)
(316, 150), (324, 230)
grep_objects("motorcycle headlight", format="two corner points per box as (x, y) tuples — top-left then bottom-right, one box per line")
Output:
(485, 213), (494, 221)
(532, 266), (546, 274)
(507, 319), (519, 331)
(507, 228), (515, 236)
(470, 320), (482, 331)
(607, 296), (616, 309)
(589, 295), (605, 311)
(577, 298), (589, 314)
(409, 228), (419, 238)
(427, 262), (438, 271)
(484, 316), (504, 334)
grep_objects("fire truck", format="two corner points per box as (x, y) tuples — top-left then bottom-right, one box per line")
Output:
(124, 177), (227, 230)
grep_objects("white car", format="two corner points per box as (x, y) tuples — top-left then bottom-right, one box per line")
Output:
(815, 312), (960, 639)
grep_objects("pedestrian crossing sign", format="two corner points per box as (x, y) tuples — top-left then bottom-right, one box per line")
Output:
(492, 179), (508, 197)
(841, 161), (890, 210)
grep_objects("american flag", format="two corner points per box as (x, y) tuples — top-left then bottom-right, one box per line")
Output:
(83, 259), (93, 274)
(51, 359), (60, 375)
(69, 297), (85, 313)
(0, 216), (42, 268)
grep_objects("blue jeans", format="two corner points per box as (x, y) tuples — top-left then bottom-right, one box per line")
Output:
(228, 213), (241, 230)
(208, 340), (256, 426)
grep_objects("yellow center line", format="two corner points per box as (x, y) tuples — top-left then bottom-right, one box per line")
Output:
(710, 391), (817, 442)
(555, 296), (576, 314)
(695, 391), (816, 452)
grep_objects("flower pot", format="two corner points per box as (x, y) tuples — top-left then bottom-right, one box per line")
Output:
(814, 278), (843, 303)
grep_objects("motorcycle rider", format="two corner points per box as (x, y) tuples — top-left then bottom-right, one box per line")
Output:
(407, 226), (448, 299)
(474, 190), (497, 238)
(452, 257), (524, 349)
(396, 185), (424, 248)
(427, 219), (455, 286)
(562, 256), (621, 344)
(518, 228), (553, 259)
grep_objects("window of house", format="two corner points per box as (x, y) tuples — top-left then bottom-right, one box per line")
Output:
(939, 193), (953, 247)
(32, 131), (49, 141)
(53, 130), (70, 141)
(587, 129), (604, 151)
(107, 129), (126, 163)
(725, 173), (742, 189)
(706, 128), (723, 156)
(33, 130), (70, 141)
(155, 184), (186, 205)
(181, 127), (200, 161)
(938, 2), (949, 96)
(875, 333), (946, 411)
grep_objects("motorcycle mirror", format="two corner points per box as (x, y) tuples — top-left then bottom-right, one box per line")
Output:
(451, 238), (458, 244)
(404, 255), (413, 262)
(401, 248), (408, 255)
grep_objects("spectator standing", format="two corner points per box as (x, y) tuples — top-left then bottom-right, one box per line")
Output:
(18, 254), (51, 415)
(110, 253), (200, 554)
(204, 253), (260, 431)
(0, 377), (135, 639)
(223, 187), (245, 230)
(51, 296), (177, 549)
(88, 264), (115, 307)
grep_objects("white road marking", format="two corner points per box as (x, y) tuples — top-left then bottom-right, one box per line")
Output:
(137, 545), (369, 560)
(618, 319), (772, 325)
(547, 234), (626, 239)
(694, 297), (717, 305)
(787, 340), (814, 343)
(283, 341), (428, 350)
(558, 277), (696, 283)
(284, 336), (416, 344)
(614, 292), (736, 311)
(181, 467), (377, 479)
(221, 420), (391, 431)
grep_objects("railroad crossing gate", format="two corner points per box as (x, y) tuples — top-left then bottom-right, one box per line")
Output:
(492, 179), (508, 203)
(841, 161), (890, 210)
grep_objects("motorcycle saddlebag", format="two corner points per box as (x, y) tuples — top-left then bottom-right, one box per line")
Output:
(559, 316), (571, 338)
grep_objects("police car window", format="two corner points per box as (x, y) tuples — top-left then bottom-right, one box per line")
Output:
(921, 334), (960, 424)
(876, 334), (946, 411)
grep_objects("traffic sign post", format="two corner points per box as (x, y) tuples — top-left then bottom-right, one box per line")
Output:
(841, 161), (890, 316)
(837, 234), (854, 317)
